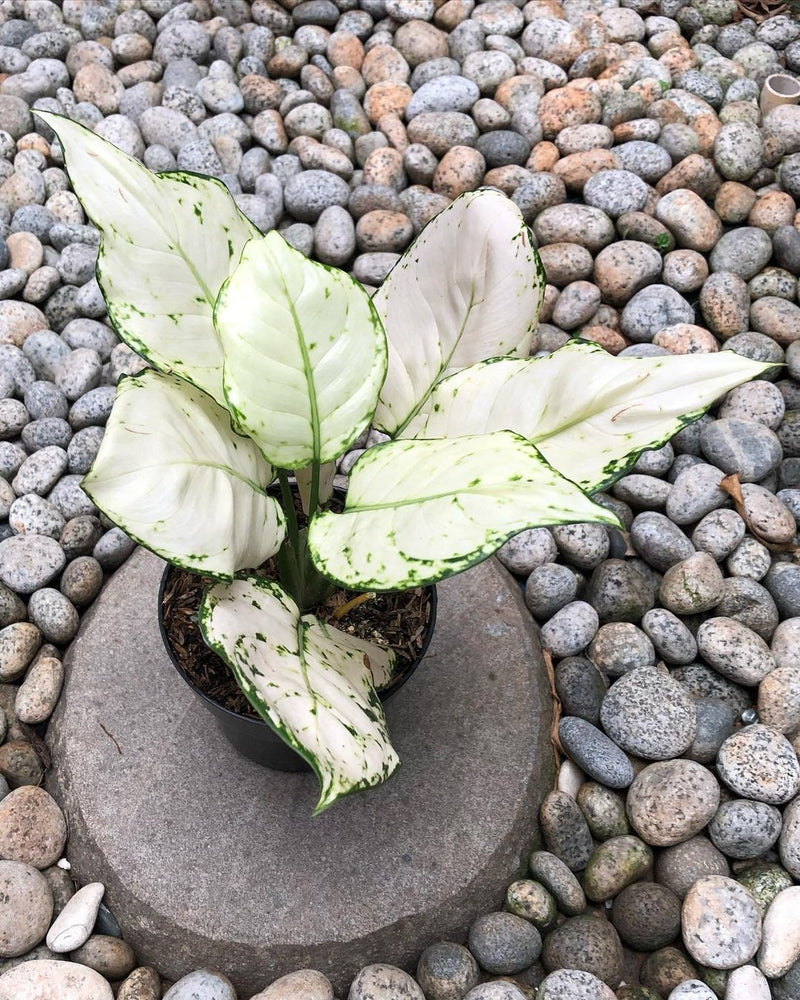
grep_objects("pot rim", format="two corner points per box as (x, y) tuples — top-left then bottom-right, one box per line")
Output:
(763, 73), (800, 99)
(157, 565), (438, 729)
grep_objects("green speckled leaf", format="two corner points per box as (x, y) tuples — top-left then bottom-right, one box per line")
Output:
(83, 370), (284, 578)
(199, 576), (399, 813)
(215, 231), (387, 468)
(416, 340), (774, 492)
(307, 430), (618, 591)
(36, 111), (259, 407)
(373, 189), (545, 437)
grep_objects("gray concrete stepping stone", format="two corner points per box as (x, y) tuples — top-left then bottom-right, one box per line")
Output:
(47, 549), (553, 996)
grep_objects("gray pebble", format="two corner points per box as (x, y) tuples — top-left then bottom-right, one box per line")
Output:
(551, 523), (608, 571)
(686, 697), (737, 764)
(631, 511), (695, 571)
(497, 527), (556, 576)
(691, 509), (745, 561)
(540, 790), (594, 871)
(468, 912), (541, 975)
(641, 608), (698, 664)
(659, 552), (725, 615)
(12, 446), (67, 496)
(524, 563), (578, 621)
(528, 851), (586, 916)
(710, 227), (773, 280)
(540, 601), (598, 657)
(700, 418), (782, 482)
(26, 587), (78, 644)
(68, 385), (115, 429)
(92, 527), (135, 571)
(537, 970), (615, 1000)
(21, 418), (71, 452)
(709, 798), (783, 859)
(8, 494), (64, 539)
(555, 657), (607, 725)
(588, 622), (655, 676)
(558, 716), (635, 789)
(600, 667), (697, 760)
(727, 536), (772, 580)
(54, 347), (101, 401)
(717, 724), (800, 804)
(665, 463), (727, 524)
(715, 577), (779, 641)
(0, 533), (65, 593)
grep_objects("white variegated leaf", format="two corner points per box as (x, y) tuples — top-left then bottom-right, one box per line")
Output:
(415, 341), (774, 492)
(307, 430), (618, 590)
(304, 618), (397, 691)
(36, 111), (258, 406)
(199, 577), (399, 813)
(83, 370), (284, 578)
(372, 189), (546, 437)
(215, 231), (387, 468)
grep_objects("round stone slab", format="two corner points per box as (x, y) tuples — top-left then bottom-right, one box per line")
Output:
(47, 548), (553, 996)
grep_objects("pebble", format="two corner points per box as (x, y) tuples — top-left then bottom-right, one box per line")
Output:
(717, 725), (800, 804)
(464, 985), (526, 1000)
(583, 835), (653, 903)
(682, 876), (762, 969)
(586, 559), (654, 623)
(13, 656), (62, 724)
(416, 943), (478, 1000)
(691, 510), (745, 561)
(627, 760), (721, 847)
(540, 790), (594, 872)
(709, 799), (783, 859)
(537, 970), (615, 1000)
(576, 783), (629, 842)
(540, 601), (598, 658)
(631, 513), (695, 572)
(542, 913), (623, 988)
(641, 608), (697, 664)
(696, 617), (774, 684)
(46, 881), (104, 954)
(528, 852), (586, 916)
(27, 587), (79, 644)
(725, 965), (771, 1000)
(599, 667), (697, 760)
(613, 882), (681, 952)
(118, 967), (163, 1000)
(659, 552), (725, 615)
(0, 785), (66, 869)
(69, 934), (136, 981)
(588, 623), (654, 677)
(655, 189), (722, 252)
(164, 970), (238, 1000)
(0, 860), (52, 958)
(505, 880), (557, 931)
(468, 912), (541, 975)
(666, 464), (727, 524)
(0, 959), (114, 998)
(700, 419), (782, 482)
(0, 622), (40, 682)
(559, 717), (633, 788)
(554, 658), (606, 726)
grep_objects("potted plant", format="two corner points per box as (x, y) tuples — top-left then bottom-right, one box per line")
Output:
(37, 111), (771, 814)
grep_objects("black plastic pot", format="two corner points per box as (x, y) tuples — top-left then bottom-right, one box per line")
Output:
(158, 567), (437, 773)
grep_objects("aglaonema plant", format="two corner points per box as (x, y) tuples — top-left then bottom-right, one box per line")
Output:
(37, 110), (773, 812)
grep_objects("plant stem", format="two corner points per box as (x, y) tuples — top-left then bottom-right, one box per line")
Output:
(276, 469), (299, 551)
(309, 457), (320, 519)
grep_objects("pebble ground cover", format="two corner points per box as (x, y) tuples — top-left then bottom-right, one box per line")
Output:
(0, 0), (799, 997)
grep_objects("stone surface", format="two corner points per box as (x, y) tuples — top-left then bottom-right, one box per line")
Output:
(47, 550), (553, 995)
(0, 958), (113, 999)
